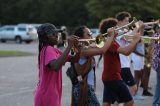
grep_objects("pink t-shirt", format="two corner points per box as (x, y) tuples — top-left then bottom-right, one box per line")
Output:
(34, 46), (64, 106)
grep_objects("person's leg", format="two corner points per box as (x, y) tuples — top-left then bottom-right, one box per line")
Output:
(102, 81), (115, 106)
(113, 102), (119, 106)
(129, 84), (137, 96)
(142, 65), (153, 96)
(134, 70), (142, 89)
(102, 102), (111, 106)
(153, 66), (160, 106)
(133, 70), (145, 100)
(124, 100), (134, 106)
(121, 68), (137, 96)
(116, 81), (133, 105)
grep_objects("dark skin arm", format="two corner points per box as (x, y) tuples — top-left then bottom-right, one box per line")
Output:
(67, 52), (80, 63)
(48, 36), (78, 71)
(80, 28), (116, 57)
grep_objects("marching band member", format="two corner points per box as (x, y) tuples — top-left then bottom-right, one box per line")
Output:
(99, 17), (143, 106)
(71, 25), (116, 106)
(152, 24), (160, 106)
(115, 11), (138, 98)
(34, 23), (78, 106)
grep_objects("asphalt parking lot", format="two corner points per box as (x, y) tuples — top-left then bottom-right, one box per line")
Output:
(0, 42), (157, 106)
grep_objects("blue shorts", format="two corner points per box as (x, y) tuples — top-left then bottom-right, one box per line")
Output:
(103, 80), (133, 104)
(121, 68), (136, 86)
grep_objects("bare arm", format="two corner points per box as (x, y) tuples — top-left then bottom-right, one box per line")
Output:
(117, 22), (144, 56)
(138, 21), (145, 36)
(117, 32), (141, 56)
(48, 46), (72, 71)
(67, 52), (80, 63)
(80, 28), (116, 57)
(48, 36), (78, 71)
(80, 35), (115, 57)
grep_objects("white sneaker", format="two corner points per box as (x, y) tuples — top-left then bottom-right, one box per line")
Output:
(133, 94), (145, 100)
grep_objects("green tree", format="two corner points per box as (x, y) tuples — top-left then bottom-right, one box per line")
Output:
(86, 0), (160, 26)
(0, 0), (159, 27)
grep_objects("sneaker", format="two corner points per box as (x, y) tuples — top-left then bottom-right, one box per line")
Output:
(140, 83), (144, 88)
(143, 90), (153, 96)
(133, 94), (145, 100)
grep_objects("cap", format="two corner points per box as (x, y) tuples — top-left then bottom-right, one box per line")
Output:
(37, 23), (62, 36)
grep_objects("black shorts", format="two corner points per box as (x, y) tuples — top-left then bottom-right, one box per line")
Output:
(121, 68), (136, 86)
(103, 80), (133, 104)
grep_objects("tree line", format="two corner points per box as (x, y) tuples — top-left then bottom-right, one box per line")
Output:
(0, 0), (159, 27)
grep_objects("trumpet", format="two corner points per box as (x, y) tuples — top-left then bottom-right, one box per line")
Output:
(144, 19), (160, 25)
(64, 17), (138, 53)
(64, 35), (106, 49)
(100, 17), (138, 37)
(123, 34), (160, 43)
(63, 37), (104, 55)
(135, 19), (160, 29)
(66, 17), (138, 48)
(80, 35), (106, 48)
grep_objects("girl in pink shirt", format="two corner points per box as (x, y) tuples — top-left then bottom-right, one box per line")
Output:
(34, 23), (78, 106)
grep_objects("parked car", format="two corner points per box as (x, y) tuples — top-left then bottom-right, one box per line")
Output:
(0, 24), (38, 43)
(18, 23), (42, 29)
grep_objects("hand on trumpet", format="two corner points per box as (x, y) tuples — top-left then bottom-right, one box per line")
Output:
(138, 21), (145, 29)
(132, 32), (141, 42)
(133, 20), (145, 29)
(107, 27), (117, 37)
(67, 35), (79, 48)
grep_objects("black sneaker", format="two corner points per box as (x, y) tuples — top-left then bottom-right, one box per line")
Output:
(140, 83), (144, 88)
(143, 90), (153, 96)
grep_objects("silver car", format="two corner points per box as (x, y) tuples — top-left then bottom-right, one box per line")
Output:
(0, 24), (38, 43)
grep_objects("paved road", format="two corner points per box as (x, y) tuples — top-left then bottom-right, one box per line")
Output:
(0, 42), (156, 106)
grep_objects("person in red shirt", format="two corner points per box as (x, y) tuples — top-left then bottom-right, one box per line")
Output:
(99, 18), (144, 106)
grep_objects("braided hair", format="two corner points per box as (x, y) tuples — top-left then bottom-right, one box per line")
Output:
(37, 23), (60, 68)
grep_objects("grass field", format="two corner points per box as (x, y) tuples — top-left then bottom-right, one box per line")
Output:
(0, 50), (33, 57)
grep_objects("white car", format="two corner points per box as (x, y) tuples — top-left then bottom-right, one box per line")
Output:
(0, 24), (38, 43)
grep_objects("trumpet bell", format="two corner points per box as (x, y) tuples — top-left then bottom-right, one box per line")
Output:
(128, 17), (138, 30)
(95, 35), (105, 48)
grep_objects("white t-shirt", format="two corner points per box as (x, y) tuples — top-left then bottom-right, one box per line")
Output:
(116, 39), (131, 68)
(116, 29), (132, 68)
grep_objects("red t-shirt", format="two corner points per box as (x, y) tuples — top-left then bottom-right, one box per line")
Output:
(102, 41), (122, 81)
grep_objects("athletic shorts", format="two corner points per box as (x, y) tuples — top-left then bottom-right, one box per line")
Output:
(103, 80), (133, 104)
(131, 53), (144, 70)
(121, 68), (136, 86)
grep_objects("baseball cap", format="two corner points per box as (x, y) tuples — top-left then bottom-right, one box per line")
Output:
(37, 23), (62, 36)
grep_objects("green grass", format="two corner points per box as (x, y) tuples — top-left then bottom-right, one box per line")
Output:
(0, 50), (34, 57)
